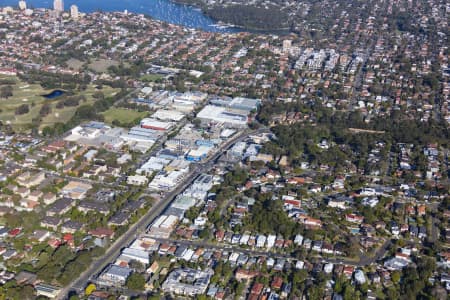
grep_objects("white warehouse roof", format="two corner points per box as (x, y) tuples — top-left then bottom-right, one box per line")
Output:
(153, 109), (185, 122)
(196, 105), (247, 127)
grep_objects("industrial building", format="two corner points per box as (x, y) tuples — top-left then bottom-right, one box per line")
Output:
(152, 109), (185, 122)
(196, 105), (248, 128)
(140, 118), (174, 131)
(185, 146), (211, 162)
(148, 214), (179, 238)
(120, 247), (150, 265)
(162, 268), (214, 297)
(98, 265), (132, 287)
(121, 126), (161, 152)
(209, 96), (261, 113)
(35, 284), (60, 299)
(137, 156), (172, 175)
(148, 169), (188, 191)
(68, 122), (110, 140)
(127, 175), (149, 186)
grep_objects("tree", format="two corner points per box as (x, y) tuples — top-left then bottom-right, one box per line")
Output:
(52, 245), (74, 267)
(343, 283), (359, 300)
(185, 206), (200, 222)
(126, 273), (146, 291)
(0, 85), (13, 98)
(6, 284), (35, 300)
(243, 192), (296, 238)
(391, 271), (401, 284)
(292, 269), (308, 285)
(15, 104), (29, 115)
(92, 91), (104, 99)
(129, 260), (145, 273)
(386, 286), (400, 299)
(192, 118), (202, 128)
(39, 103), (52, 117)
(234, 281), (245, 300)
(84, 283), (96, 296)
(199, 228), (210, 239)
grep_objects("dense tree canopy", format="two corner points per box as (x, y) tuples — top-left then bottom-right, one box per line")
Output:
(126, 273), (146, 291)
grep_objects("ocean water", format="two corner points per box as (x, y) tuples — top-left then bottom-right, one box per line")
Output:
(0, 0), (240, 32)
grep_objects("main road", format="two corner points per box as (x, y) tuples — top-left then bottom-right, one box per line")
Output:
(59, 127), (268, 299)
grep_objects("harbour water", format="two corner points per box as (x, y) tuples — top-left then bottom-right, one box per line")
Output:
(0, 0), (240, 33)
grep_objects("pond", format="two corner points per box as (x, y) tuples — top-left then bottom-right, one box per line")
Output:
(42, 90), (66, 99)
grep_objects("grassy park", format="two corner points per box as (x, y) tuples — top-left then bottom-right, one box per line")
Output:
(102, 107), (149, 125)
(88, 59), (124, 73)
(140, 74), (164, 82)
(0, 75), (120, 131)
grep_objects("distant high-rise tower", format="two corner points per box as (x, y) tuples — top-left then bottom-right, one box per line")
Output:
(18, 0), (27, 10)
(53, 0), (64, 12)
(70, 5), (79, 19)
